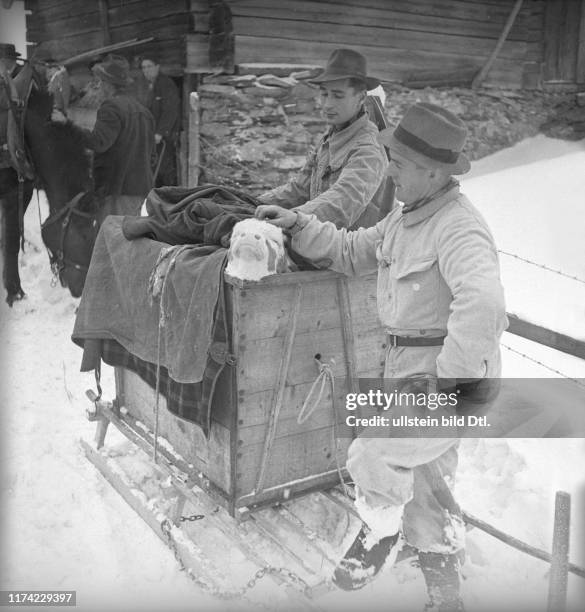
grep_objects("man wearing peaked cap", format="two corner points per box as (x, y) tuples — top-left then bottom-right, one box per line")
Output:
(257, 48), (388, 231)
(256, 103), (508, 610)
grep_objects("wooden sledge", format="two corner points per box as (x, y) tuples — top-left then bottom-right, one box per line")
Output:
(81, 269), (387, 604)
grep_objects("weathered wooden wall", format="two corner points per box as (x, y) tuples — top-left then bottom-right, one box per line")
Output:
(188, 0), (546, 89)
(25, 0), (191, 76)
(543, 0), (585, 84)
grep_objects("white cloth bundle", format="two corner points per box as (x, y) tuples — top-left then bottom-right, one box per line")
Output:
(225, 218), (296, 281)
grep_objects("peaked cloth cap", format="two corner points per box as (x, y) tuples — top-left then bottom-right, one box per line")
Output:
(309, 48), (380, 90)
(379, 103), (470, 175)
(0, 43), (21, 60)
(92, 54), (132, 87)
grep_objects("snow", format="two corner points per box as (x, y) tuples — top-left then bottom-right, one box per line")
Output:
(1, 135), (585, 612)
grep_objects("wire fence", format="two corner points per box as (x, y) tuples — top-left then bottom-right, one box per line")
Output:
(498, 250), (585, 285)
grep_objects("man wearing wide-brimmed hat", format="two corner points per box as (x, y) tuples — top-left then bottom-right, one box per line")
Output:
(258, 48), (387, 230)
(54, 54), (154, 220)
(256, 103), (508, 610)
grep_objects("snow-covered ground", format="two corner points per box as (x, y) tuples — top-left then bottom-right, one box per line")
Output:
(1, 135), (584, 612)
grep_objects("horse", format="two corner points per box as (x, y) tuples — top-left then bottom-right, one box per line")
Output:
(1, 62), (99, 304)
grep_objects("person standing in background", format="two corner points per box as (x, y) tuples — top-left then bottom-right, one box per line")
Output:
(139, 53), (180, 186)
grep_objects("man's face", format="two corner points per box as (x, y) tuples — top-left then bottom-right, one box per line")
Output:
(319, 78), (364, 127)
(387, 149), (434, 205)
(141, 60), (159, 83)
(0, 57), (17, 76)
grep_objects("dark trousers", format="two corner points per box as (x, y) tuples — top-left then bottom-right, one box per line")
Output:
(153, 139), (177, 187)
(0, 166), (34, 296)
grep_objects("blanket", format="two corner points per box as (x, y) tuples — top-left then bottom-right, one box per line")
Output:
(72, 184), (260, 435)
(123, 184), (259, 244)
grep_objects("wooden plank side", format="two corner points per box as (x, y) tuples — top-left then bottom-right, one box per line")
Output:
(30, 25), (186, 61)
(27, 2), (190, 42)
(120, 369), (233, 493)
(234, 35), (530, 87)
(227, 0), (539, 28)
(237, 327), (385, 394)
(238, 367), (383, 430)
(230, 1), (542, 43)
(236, 426), (351, 496)
(236, 275), (379, 341)
(230, 16), (529, 60)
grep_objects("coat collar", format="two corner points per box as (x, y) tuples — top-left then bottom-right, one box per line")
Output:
(323, 113), (377, 167)
(401, 182), (461, 227)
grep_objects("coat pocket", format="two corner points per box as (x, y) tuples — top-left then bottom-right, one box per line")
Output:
(393, 256), (437, 279)
(391, 256), (440, 326)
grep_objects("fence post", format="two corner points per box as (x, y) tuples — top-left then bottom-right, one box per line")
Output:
(547, 491), (571, 612)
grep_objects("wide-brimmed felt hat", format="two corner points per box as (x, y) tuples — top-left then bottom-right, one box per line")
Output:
(92, 54), (132, 87)
(309, 48), (380, 90)
(378, 103), (470, 175)
(0, 43), (21, 60)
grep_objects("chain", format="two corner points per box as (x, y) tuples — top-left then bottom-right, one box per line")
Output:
(160, 519), (313, 602)
(498, 250), (585, 285)
(501, 342), (585, 389)
(180, 514), (205, 522)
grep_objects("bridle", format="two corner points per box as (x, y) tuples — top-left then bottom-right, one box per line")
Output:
(41, 191), (98, 283)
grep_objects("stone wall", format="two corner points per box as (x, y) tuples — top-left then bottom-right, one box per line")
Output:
(197, 65), (556, 196)
(198, 69), (327, 196)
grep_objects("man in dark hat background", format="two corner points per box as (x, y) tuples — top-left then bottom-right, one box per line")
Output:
(0, 42), (34, 304)
(257, 48), (387, 230)
(138, 52), (180, 187)
(53, 54), (154, 221)
(255, 102), (508, 611)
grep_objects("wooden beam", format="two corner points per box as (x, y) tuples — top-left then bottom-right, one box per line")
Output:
(472, 0), (524, 88)
(506, 314), (585, 360)
(547, 491), (571, 612)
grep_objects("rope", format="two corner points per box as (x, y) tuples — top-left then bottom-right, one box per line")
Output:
(500, 342), (585, 390)
(297, 357), (335, 425)
(498, 250), (585, 286)
(152, 245), (192, 464)
(297, 356), (351, 498)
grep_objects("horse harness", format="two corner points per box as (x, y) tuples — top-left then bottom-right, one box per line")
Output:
(41, 191), (98, 284)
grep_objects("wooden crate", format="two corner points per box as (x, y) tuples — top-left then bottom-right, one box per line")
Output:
(116, 269), (386, 516)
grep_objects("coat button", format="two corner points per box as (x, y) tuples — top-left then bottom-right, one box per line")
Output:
(413, 283), (420, 291)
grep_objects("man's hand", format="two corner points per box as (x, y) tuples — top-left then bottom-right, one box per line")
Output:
(51, 108), (67, 124)
(255, 205), (297, 229)
(154, 133), (163, 145)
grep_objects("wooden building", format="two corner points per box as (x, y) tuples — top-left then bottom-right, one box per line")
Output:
(25, 0), (585, 89)
(22, 0), (585, 185)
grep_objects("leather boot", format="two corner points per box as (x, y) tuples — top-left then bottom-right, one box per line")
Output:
(332, 524), (399, 591)
(418, 551), (465, 612)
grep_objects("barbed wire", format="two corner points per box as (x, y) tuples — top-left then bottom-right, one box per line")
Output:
(498, 250), (585, 285)
(500, 342), (585, 389)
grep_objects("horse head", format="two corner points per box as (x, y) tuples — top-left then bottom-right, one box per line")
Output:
(41, 191), (101, 298)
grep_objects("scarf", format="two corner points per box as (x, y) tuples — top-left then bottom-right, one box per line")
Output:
(402, 178), (459, 214)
